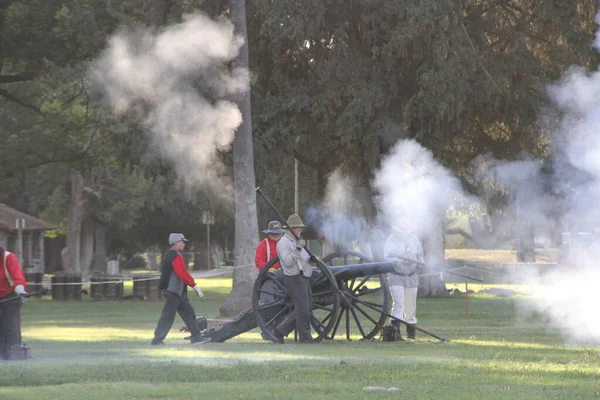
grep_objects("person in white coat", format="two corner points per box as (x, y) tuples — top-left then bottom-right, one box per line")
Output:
(383, 216), (424, 340)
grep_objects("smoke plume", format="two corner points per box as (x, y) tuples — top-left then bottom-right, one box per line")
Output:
(520, 54), (600, 343)
(373, 140), (462, 239)
(89, 13), (247, 199)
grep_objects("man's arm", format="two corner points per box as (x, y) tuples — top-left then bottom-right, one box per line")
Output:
(415, 236), (425, 264)
(171, 255), (197, 287)
(255, 240), (268, 270)
(6, 253), (27, 289)
(277, 238), (299, 268)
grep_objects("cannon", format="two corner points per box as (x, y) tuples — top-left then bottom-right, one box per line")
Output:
(253, 250), (396, 342)
(252, 187), (451, 342)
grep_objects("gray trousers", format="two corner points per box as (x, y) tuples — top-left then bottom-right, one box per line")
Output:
(153, 290), (200, 341)
(276, 274), (313, 342)
(0, 294), (22, 359)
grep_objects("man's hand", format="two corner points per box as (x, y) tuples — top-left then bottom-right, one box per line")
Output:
(296, 238), (306, 250)
(193, 286), (204, 298)
(268, 267), (277, 274)
(14, 285), (27, 296)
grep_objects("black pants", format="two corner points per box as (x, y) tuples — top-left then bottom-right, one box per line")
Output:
(153, 291), (200, 341)
(0, 294), (22, 359)
(276, 274), (313, 342)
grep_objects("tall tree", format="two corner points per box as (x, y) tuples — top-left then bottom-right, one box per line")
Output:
(248, 0), (599, 293)
(219, 0), (260, 316)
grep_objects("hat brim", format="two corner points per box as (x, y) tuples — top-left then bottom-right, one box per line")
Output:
(287, 224), (305, 228)
(263, 228), (285, 234)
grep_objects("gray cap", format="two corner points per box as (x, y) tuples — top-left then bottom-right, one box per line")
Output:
(263, 220), (285, 234)
(168, 233), (189, 245)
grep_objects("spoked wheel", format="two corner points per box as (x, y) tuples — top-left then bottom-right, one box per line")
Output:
(252, 256), (341, 342)
(322, 251), (391, 340)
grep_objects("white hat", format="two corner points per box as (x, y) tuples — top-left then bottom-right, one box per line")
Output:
(169, 233), (189, 245)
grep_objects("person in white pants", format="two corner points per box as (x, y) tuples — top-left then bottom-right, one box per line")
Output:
(383, 216), (424, 340)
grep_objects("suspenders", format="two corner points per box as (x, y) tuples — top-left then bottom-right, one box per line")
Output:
(2, 251), (14, 286)
(264, 239), (271, 261)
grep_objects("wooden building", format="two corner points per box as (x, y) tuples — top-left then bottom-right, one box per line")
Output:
(0, 204), (56, 273)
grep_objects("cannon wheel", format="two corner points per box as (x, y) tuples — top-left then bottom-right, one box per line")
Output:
(252, 256), (341, 342)
(322, 251), (391, 341)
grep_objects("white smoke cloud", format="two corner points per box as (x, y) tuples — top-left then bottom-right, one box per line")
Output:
(314, 141), (469, 260)
(516, 19), (600, 343)
(525, 268), (600, 343)
(313, 171), (372, 256)
(89, 13), (246, 199)
(373, 140), (462, 239)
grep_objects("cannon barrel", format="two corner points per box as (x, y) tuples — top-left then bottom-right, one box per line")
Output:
(326, 261), (397, 280)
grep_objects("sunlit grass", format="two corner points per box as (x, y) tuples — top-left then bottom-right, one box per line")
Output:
(5, 275), (600, 400)
(446, 248), (558, 264)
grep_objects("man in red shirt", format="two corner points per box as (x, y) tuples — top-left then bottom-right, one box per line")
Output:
(151, 234), (207, 345)
(0, 247), (28, 360)
(254, 220), (285, 272)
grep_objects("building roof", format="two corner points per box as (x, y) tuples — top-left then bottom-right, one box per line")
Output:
(0, 204), (57, 232)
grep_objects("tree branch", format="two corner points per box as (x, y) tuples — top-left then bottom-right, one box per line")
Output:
(0, 71), (38, 83)
(0, 88), (44, 116)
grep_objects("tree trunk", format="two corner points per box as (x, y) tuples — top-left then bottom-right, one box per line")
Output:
(219, 0), (259, 317)
(515, 189), (536, 262)
(418, 215), (448, 297)
(63, 169), (84, 274)
(80, 217), (95, 280)
(516, 221), (536, 262)
(93, 222), (108, 273)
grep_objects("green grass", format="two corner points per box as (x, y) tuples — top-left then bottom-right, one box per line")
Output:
(2, 277), (600, 400)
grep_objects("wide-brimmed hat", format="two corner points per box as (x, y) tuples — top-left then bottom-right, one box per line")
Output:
(263, 220), (285, 234)
(286, 214), (305, 228)
(169, 233), (189, 245)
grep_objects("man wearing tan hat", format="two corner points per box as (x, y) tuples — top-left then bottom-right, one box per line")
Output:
(268, 214), (314, 344)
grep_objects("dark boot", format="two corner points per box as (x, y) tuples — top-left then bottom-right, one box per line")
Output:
(407, 324), (416, 340)
(391, 320), (404, 341)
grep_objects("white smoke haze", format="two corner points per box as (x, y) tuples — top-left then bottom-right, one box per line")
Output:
(89, 13), (247, 199)
(305, 171), (372, 256)
(373, 140), (462, 239)
(473, 155), (558, 248)
(523, 268), (600, 344)
(514, 22), (600, 344)
(315, 140), (471, 259)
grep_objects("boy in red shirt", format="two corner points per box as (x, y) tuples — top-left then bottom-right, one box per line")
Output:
(254, 221), (285, 272)
(0, 247), (28, 360)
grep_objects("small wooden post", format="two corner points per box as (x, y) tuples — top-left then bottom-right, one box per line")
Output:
(202, 210), (215, 270)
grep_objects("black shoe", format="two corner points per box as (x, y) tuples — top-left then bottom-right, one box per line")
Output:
(150, 339), (164, 346)
(407, 324), (416, 340)
(267, 329), (284, 344)
(191, 335), (211, 345)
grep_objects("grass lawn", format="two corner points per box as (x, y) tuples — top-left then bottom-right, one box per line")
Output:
(1, 277), (599, 400)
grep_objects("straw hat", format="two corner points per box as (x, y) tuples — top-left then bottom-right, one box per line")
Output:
(286, 214), (305, 228)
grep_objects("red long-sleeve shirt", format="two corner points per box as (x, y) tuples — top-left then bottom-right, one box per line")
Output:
(0, 251), (28, 297)
(255, 237), (281, 271)
(171, 254), (197, 287)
